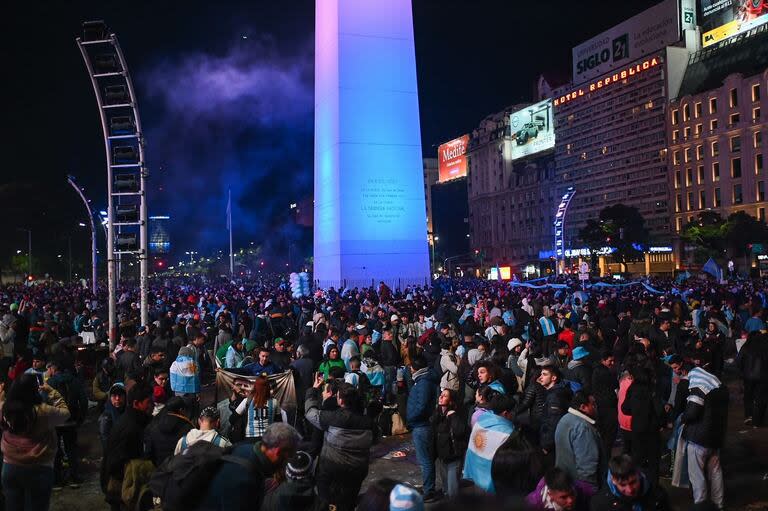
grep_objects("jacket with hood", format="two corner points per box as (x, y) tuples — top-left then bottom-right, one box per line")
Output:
(98, 383), (126, 448)
(47, 371), (88, 426)
(540, 381), (572, 450)
(589, 471), (670, 511)
(737, 333), (768, 381)
(0, 314), (15, 359)
(304, 388), (373, 471)
(174, 428), (231, 454)
(566, 359), (593, 394)
(144, 408), (195, 465)
(439, 349), (460, 391)
(406, 367), (438, 429)
(515, 381), (547, 425)
(554, 408), (605, 487)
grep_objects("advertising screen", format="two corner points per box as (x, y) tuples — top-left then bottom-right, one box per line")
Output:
(438, 135), (469, 183)
(700, 0), (768, 46)
(509, 100), (555, 160)
(571, 0), (680, 83)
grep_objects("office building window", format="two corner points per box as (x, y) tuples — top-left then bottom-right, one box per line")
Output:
(685, 148), (692, 163)
(757, 154), (764, 174)
(675, 170), (681, 188)
(730, 88), (738, 108)
(759, 181), (766, 202)
(710, 119), (718, 131)
(675, 194), (682, 212)
(684, 126), (691, 139)
(696, 145), (703, 160)
(676, 217), (682, 232)
(673, 150), (680, 165)
(710, 97), (717, 114)
(686, 167), (694, 186)
(672, 110), (679, 125)
(756, 131), (763, 148)
(695, 102), (703, 118)
(734, 184), (743, 204)
(713, 162), (720, 181)
(731, 136), (741, 153)
(714, 187), (722, 207)
(730, 113), (740, 125)
(753, 83), (761, 102)
(695, 123), (702, 137)
(732, 158), (742, 178)
(712, 141), (719, 157)
(683, 104), (690, 121)
(687, 192), (694, 210)
(755, 107), (762, 122)
(698, 165), (705, 184)
(699, 190), (706, 209)
(672, 130), (679, 143)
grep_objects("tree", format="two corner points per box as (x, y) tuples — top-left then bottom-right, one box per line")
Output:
(680, 211), (728, 262)
(724, 211), (768, 257)
(579, 204), (649, 273)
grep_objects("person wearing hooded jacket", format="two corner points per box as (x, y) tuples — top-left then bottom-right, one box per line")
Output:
(590, 455), (670, 511)
(566, 347), (593, 394)
(144, 396), (195, 466)
(305, 376), (373, 511)
(406, 356), (439, 501)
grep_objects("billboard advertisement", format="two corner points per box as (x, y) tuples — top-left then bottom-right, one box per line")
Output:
(509, 99), (555, 160)
(438, 135), (469, 183)
(571, 0), (680, 83)
(700, 0), (768, 47)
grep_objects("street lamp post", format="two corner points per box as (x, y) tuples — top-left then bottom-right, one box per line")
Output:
(67, 176), (98, 294)
(430, 234), (439, 274)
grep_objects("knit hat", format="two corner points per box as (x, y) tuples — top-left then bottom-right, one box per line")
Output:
(285, 451), (313, 481)
(572, 346), (589, 361)
(389, 484), (423, 511)
(507, 338), (522, 351)
(199, 406), (220, 420)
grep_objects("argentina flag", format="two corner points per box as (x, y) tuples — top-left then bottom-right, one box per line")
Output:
(462, 412), (515, 493)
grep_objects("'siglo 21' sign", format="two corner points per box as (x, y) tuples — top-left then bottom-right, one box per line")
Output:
(555, 56), (661, 107)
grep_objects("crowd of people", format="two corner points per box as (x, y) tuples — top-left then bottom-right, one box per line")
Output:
(0, 273), (766, 511)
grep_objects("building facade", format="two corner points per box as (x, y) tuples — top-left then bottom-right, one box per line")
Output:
(669, 27), (768, 248)
(423, 157), (438, 237)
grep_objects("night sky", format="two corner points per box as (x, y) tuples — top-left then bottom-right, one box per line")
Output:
(1, 0), (659, 276)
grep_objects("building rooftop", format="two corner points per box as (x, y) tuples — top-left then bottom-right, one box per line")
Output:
(678, 24), (768, 98)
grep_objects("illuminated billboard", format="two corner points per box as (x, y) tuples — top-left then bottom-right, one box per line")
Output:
(438, 135), (469, 183)
(700, 0), (768, 47)
(571, 0), (680, 83)
(509, 99), (554, 160)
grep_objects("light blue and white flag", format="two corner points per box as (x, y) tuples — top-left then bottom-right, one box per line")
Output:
(462, 412), (515, 493)
(702, 258), (721, 280)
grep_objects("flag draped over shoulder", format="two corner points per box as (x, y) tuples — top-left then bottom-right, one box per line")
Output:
(170, 355), (200, 394)
(215, 366), (297, 413)
(462, 412), (515, 493)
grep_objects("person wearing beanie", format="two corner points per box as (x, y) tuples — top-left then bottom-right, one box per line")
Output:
(566, 347), (592, 394)
(261, 451), (316, 511)
(389, 484), (423, 511)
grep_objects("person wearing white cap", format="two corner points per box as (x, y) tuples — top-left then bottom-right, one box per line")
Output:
(389, 484), (423, 511)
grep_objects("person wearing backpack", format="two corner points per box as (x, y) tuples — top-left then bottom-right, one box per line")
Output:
(174, 406), (231, 455)
(144, 397), (195, 466)
(46, 360), (88, 489)
(191, 423), (301, 511)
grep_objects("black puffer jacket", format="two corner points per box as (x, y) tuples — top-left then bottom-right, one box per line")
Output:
(621, 381), (663, 434)
(540, 382), (572, 450)
(515, 381), (547, 425)
(431, 408), (469, 462)
(738, 333), (768, 381)
(144, 410), (195, 466)
(566, 360), (593, 394)
(682, 385), (729, 448)
(591, 364), (618, 409)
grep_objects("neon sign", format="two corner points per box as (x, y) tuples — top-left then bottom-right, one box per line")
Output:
(554, 57), (661, 107)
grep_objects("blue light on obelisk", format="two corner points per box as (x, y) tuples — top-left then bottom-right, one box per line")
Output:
(314, 0), (430, 289)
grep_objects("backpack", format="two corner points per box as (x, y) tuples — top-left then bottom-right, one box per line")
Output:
(148, 441), (253, 511)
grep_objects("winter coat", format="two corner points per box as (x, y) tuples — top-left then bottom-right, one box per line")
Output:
(554, 408), (605, 487)
(378, 340), (401, 367)
(682, 385), (729, 448)
(515, 381), (547, 426)
(431, 408), (469, 462)
(591, 364), (618, 409)
(621, 381), (663, 434)
(439, 349), (460, 391)
(737, 334), (768, 381)
(115, 349), (142, 380)
(589, 472), (670, 511)
(196, 441), (275, 511)
(566, 359), (593, 393)
(98, 399), (125, 449)
(47, 371), (88, 426)
(261, 479), (315, 511)
(540, 382), (572, 450)
(406, 368), (438, 429)
(104, 407), (152, 479)
(144, 410), (195, 465)
(304, 388), (373, 471)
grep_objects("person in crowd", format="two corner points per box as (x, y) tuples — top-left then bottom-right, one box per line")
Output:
(270, 338), (292, 371)
(224, 337), (246, 369)
(98, 382), (126, 453)
(526, 467), (595, 511)
(464, 393), (517, 494)
(439, 339), (461, 392)
(590, 455), (670, 511)
(92, 357), (115, 409)
(554, 391), (605, 489)
(230, 347), (279, 376)
(431, 388), (468, 498)
(566, 347), (592, 393)
(592, 351), (618, 455)
(378, 327), (401, 404)
(144, 396), (195, 466)
(174, 405), (231, 454)
(46, 360), (88, 488)
(196, 423), (301, 511)
(621, 365), (663, 486)
(229, 375), (283, 442)
(169, 345), (201, 397)
(103, 384), (153, 510)
(114, 338), (141, 382)
(406, 356), (439, 502)
(142, 345), (168, 383)
(305, 375), (373, 511)
(261, 450), (316, 511)
(151, 367), (171, 415)
(682, 366), (729, 509)
(318, 346), (346, 380)
(737, 330), (768, 427)
(539, 366), (572, 461)
(1, 374), (70, 511)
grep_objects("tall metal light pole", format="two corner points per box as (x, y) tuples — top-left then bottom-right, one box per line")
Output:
(67, 176), (98, 294)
